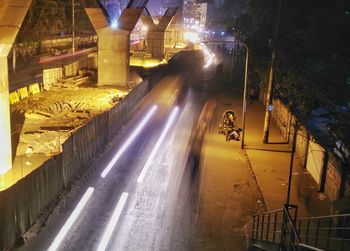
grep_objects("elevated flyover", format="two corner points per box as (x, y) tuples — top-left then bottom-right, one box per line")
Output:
(84, 0), (149, 89)
(0, 0), (33, 175)
(141, 7), (178, 59)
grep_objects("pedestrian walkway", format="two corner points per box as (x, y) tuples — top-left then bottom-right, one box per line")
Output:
(244, 101), (332, 218)
(192, 50), (332, 250)
(194, 91), (265, 251)
(215, 48), (333, 218)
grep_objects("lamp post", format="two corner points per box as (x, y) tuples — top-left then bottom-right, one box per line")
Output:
(72, 0), (75, 54)
(240, 42), (249, 149)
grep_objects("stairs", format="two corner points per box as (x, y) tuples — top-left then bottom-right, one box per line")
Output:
(247, 204), (350, 251)
(249, 240), (280, 251)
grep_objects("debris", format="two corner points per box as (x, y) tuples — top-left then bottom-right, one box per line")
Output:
(11, 79), (124, 156)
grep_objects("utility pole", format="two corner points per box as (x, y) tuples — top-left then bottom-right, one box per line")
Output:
(12, 47), (16, 72)
(262, 0), (282, 143)
(234, 7), (243, 72)
(72, 0), (75, 54)
(262, 51), (275, 143)
(241, 43), (248, 149)
(229, 7), (243, 85)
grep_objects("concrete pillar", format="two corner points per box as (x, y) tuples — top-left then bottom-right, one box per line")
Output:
(0, 56), (12, 175)
(97, 28), (130, 88)
(141, 10), (177, 59)
(146, 31), (165, 59)
(85, 7), (144, 89)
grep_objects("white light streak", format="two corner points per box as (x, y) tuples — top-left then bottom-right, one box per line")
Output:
(137, 107), (179, 183)
(47, 187), (94, 251)
(101, 105), (158, 178)
(96, 192), (129, 251)
(184, 31), (200, 43)
(201, 43), (216, 68)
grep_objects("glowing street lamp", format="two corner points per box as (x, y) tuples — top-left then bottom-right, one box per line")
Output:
(111, 19), (118, 29)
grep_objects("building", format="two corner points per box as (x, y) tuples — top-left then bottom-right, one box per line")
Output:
(183, 0), (208, 30)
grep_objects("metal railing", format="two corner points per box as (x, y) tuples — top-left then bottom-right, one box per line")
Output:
(252, 205), (329, 251)
(252, 205), (297, 245)
(296, 214), (350, 251)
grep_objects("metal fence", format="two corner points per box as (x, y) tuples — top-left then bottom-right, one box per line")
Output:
(296, 214), (350, 251)
(0, 66), (168, 249)
(251, 205), (336, 251)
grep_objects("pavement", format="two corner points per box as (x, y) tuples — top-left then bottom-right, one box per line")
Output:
(244, 100), (332, 218)
(194, 90), (265, 251)
(9, 49), (334, 251)
(192, 48), (333, 250)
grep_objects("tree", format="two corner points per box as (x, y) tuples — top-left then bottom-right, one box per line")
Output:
(244, 0), (350, 120)
(17, 0), (94, 44)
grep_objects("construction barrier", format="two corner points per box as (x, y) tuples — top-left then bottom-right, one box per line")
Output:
(43, 68), (63, 89)
(28, 83), (40, 95)
(9, 92), (20, 104)
(18, 87), (28, 100)
(0, 65), (168, 250)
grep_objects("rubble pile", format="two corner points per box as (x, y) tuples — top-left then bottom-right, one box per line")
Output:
(11, 82), (127, 157)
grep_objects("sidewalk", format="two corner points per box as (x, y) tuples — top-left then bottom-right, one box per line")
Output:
(244, 101), (332, 218)
(217, 48), (332, 218)
(194, 91), (265, 251)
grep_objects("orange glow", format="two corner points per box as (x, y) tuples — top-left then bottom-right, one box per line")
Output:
(130, 58), (167, 68)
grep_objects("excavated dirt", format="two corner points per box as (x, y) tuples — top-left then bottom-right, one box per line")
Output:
(11, 81), (127, 157)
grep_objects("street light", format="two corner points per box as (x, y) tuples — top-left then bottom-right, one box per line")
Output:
(226, 35), (249, 149)
(240, 42), (249, 149)
(72, 0), (75, 54)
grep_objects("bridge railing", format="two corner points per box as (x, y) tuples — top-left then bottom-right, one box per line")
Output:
(251, 205), (328, 251)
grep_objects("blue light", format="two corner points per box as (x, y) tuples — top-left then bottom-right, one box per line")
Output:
(111, 19), (118, 29)
(221, 31), (225, 36)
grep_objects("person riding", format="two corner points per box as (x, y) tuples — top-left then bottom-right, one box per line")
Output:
(222, 110), (236, 129)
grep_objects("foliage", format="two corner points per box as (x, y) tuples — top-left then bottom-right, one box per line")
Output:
(17, 0), (94, 43)
(244, 0), (350, 151)
(245, 0), (350, 105)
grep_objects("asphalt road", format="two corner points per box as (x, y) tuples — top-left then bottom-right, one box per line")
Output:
(9, 48), (96, 92)
(16, 49), (264, 251)
(17, 65), (208, 251)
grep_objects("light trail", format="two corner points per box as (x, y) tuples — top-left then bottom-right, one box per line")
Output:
(47, 187), (94, 251)
(39, 48), (95, 64)
(96, 192), (129, 251)
(201, 43), (216, 68)
(137, 106), (180, 183)
(101, 105), (158, 178)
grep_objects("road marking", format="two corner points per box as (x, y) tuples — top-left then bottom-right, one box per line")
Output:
(137, 106), (179, 183)
(101, 105), (158, 178)
(96, 192), (129, 251)
(48, 187), (94, 251)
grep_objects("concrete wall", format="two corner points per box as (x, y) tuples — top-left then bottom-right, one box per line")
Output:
(261, 93), (348, 203)
(0, 66), (168, 250)
(147, 31), (166, 59)
(325, 154), (342, 201)
(40, 53), (97, 90)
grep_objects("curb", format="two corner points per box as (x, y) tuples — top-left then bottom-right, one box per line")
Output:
(243, 150), (269, 212)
